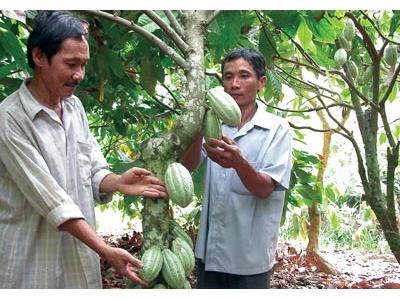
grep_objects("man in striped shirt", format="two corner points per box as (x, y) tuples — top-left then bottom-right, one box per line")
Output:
(0, 11), (167, 288)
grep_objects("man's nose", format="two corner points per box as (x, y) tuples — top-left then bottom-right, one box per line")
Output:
(72, 68), (84, 82)
(231, 76), (240, 88)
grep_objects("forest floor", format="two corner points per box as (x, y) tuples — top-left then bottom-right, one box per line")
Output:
(99, 230), (400, 289)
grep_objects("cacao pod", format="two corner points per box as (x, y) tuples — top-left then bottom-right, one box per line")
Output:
(203, 109), (222, 145)
(161, 249), (186, 289)
(183, 279), (192, 289)
(334, 48), (347, 67)
(362, 66), (373, 83)
(384, 44), (398, 67)
(207, 87), (241, 127)
(170, 222), (194, 249)
(164, 162), (194, 208)
(171, 238), (195, 276)
(152, 283), (167, 289)
(343, 18), (355, 41)
(339, 37), (352, 51)
(348, 60), (358, 80)
(139, 246), (163, 283)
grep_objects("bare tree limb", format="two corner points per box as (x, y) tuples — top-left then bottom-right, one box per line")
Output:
(163, 10), (185, 39)
(82, 10), (189, 70)
(205, 10), (221, 27)
(142, 10), (189, 54)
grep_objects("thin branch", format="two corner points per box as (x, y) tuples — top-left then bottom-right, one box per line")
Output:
(82, 10), (189, 70)
(360, 11), (400, 44)
(160, 82), (183, 110)
(163, 10), (185, 39)
(379, 108), (397, 148)
(142, 10), (189, 54)
(205, 70), (222, 84)
(264, 12), (319, 68)
(205, 10), (221, 27)
(380, 62), (400, 104)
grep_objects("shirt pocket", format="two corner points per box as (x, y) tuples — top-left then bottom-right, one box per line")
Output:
(230, 161), (258, 195)
(77, 141), (92, 186)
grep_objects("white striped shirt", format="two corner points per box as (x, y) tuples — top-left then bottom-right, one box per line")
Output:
(0, 80), (112, 288)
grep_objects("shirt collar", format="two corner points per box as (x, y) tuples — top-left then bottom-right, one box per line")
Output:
(19, 79), (76, 121)
(249, 100), (274, 130)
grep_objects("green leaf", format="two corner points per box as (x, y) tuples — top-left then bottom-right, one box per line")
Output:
(379, 132), (387, 145)
(388, 82), (398, 102)
(267, 11), (301, 38)
(139, 55), (164, 95)
(297, 17), (313, 51)
(0, 61), (18, 77)
(264, 69), (282, 101)
(0, 24), (28, 70)
(259, 24), (276, 69)
(325, 185), (336, 202)
(389, 10), (400, 35)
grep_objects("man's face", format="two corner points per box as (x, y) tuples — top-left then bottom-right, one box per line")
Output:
(222, 58), (266, 109)
(38, 37), (89, 99)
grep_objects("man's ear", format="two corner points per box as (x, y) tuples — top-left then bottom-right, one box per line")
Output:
(258, 75), (266, 92)
(31, 47), (47, 68)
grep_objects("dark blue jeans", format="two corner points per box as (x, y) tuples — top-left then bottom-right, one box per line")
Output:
(196, 260), (273, 289)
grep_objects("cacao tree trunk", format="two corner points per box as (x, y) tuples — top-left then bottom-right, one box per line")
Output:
(141, 10), (208, 250)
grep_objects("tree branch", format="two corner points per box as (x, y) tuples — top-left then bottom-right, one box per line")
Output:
(360, 11), (400, 44)
(163, 10), (185, 39)
(205, 10), (221, 27)
(82, 10), (189, 70)
(142, 10), (189, 54)
(380, 61), (400, 104)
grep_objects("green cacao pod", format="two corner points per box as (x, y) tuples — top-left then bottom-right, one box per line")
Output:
(152, 283), (167, 289)
(384, 44), (398, 67)
(363, 66), (373, 83)
(139, 246), (163, 283)
(203, 109), (222, 145)
(161, 249), (185, 289)
(334, 48), (347, 67)
(171, 222), (194, 249)
(339, 37), (352, 51)
(164, 162), (194, 208)
(207, 87), (241, 127)
(343, 18), (355, 41)
(171, 238), (195, 277)
(348, 60), (358, 80)
(183, 279), (192, 289)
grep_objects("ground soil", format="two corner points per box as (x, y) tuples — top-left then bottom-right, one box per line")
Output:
(99, 230), (400, 289)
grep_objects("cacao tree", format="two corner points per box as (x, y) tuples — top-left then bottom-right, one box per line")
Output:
(258, 10), (400, 263)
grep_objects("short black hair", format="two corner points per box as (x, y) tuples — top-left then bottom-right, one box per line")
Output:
(221, 48), (266, 78)
(27, 11), (88, 69)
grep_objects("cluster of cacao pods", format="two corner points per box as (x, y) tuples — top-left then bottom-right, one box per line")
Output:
(334, 18), (356, 68)
(203, 86), (242, 145)
(129, 222), (194, 289)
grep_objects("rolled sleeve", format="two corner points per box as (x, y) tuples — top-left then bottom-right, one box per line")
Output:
(47, 203), (85, 228)
(92, 169), (113, 203)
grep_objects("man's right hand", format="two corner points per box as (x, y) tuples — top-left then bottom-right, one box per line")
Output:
(101, 246), (148, 288)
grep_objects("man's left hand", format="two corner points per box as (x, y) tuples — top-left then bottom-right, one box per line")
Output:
(116, 167), (167, 198)
(204, 136), (244, 170)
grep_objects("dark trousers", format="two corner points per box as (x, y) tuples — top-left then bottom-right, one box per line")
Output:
(196, 260), (273, 289)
